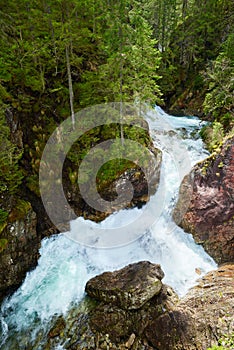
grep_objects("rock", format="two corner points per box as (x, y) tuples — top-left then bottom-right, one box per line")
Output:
(48, 316), (66, 338)
(145, 264), (234, 349)
(89, 283), (179, 342)
(12, 263), (233, 350)
(90, 304), (134, 340)
(0, 204), (40, 301)
(62, 110), (162, 223)
(85, 261), (164, 310)
(40, 279), (178, 349)
(173, 135), (234, 263)
(125, 333), (136, 348)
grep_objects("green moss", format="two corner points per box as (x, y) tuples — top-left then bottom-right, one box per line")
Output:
(207, 333), (234, 350)
(67, 118), (155, 195)
(0, 110), (23, 196)
(0, 209), (8, 234)
(0, 238), (8, 252)
(0, 209), (8, 223)
(200, 122), (224, 152)
(9, 199), (31, 222)
(26, 175), (40, 197)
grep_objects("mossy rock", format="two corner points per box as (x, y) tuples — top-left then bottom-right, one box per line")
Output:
(8, 199), (32, 222)
(0, 209), (8, 234)
(0, 238), (8, 252)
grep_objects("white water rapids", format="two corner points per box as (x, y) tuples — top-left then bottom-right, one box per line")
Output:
(0, 107), (217, 348)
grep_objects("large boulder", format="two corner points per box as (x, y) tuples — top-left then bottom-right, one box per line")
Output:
(85, 261), (164, 310)
(173, 135), (234, 264)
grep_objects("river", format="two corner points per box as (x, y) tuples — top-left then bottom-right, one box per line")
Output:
(0, 107), (216, 349)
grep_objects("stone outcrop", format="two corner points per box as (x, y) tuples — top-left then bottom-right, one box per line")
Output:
(173, 135), (234, 264)
(24, 262), (233, 350)
(85, 261), (164, 310)
(65, 144), (162, 224)
(0, 203), (40, 302)
(146, 264), (234, 349)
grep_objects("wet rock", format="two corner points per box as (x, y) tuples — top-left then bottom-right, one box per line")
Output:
(41, 280), (178, 350)
(173, 135), (234, 263)
(0, 204), (39, 301)
(85, 261), (164, 310)
(90, 304), (134, 340)
(48, 316), (66, 338)
(13, 263), (234, 350)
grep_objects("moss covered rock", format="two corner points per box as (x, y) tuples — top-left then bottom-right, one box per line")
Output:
(0, 199), (39, 301)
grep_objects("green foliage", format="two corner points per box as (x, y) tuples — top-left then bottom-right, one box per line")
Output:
(203, 33), (234, 129)
(26, 175), (40, 197)
(141, 0), (177, 52)
(0, 239), (8, 253)
(79, 0), (162, 107)
(67, 120), (153, 191)
(0, 209), (8, 234)
(207, 333), (234, 350)
(10, 199), (31, 221)
(0, 209), (8, 224)
(157, 0), (234, 118)
(200, 122), (224, 152)
(0, 108), (23, 195)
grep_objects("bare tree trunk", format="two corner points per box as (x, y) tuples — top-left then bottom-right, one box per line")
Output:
(66, 45), (75, 128)
(119, 22), (124, 147)
(180, 0), (188, 64)
(119, 57), (124, 146)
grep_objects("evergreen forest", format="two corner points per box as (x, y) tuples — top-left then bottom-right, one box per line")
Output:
(0, 0), (233, 234)
(0, 2), (234, 349)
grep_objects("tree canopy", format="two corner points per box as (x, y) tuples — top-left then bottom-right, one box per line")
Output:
(0, 0), (233, 198)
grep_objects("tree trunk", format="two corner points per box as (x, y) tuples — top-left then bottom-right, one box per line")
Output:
(66, 45), (75, 128)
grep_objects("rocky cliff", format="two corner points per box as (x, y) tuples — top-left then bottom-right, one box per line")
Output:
(173, 135), (234, 264)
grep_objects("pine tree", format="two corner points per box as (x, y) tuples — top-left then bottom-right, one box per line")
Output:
(80, 0), (162, 107)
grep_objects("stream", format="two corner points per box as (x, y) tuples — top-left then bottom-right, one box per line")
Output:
(0, 107), (217, 349)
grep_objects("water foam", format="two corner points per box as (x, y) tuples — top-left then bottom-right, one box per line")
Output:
(0, 107), (216, 348)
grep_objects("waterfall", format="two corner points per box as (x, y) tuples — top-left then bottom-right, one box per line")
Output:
(0, 107), (216, 349)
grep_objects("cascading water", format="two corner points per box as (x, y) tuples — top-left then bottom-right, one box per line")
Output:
(0, 107), (217, 349)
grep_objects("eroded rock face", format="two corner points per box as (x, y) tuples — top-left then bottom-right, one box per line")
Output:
(0, 207), (39, 301)
(146, 264), (234, 350)
(40, 282), (178, 350)
(85, 261), (164, 310)
(173, 136), (234, 264)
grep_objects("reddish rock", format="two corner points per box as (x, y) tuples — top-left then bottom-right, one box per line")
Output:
(173, 136), (234, 264)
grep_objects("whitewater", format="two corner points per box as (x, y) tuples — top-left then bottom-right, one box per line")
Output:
(0, 107), (216, 348)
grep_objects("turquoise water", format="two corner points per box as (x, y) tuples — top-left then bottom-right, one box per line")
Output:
(0, 107), (216, 349)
